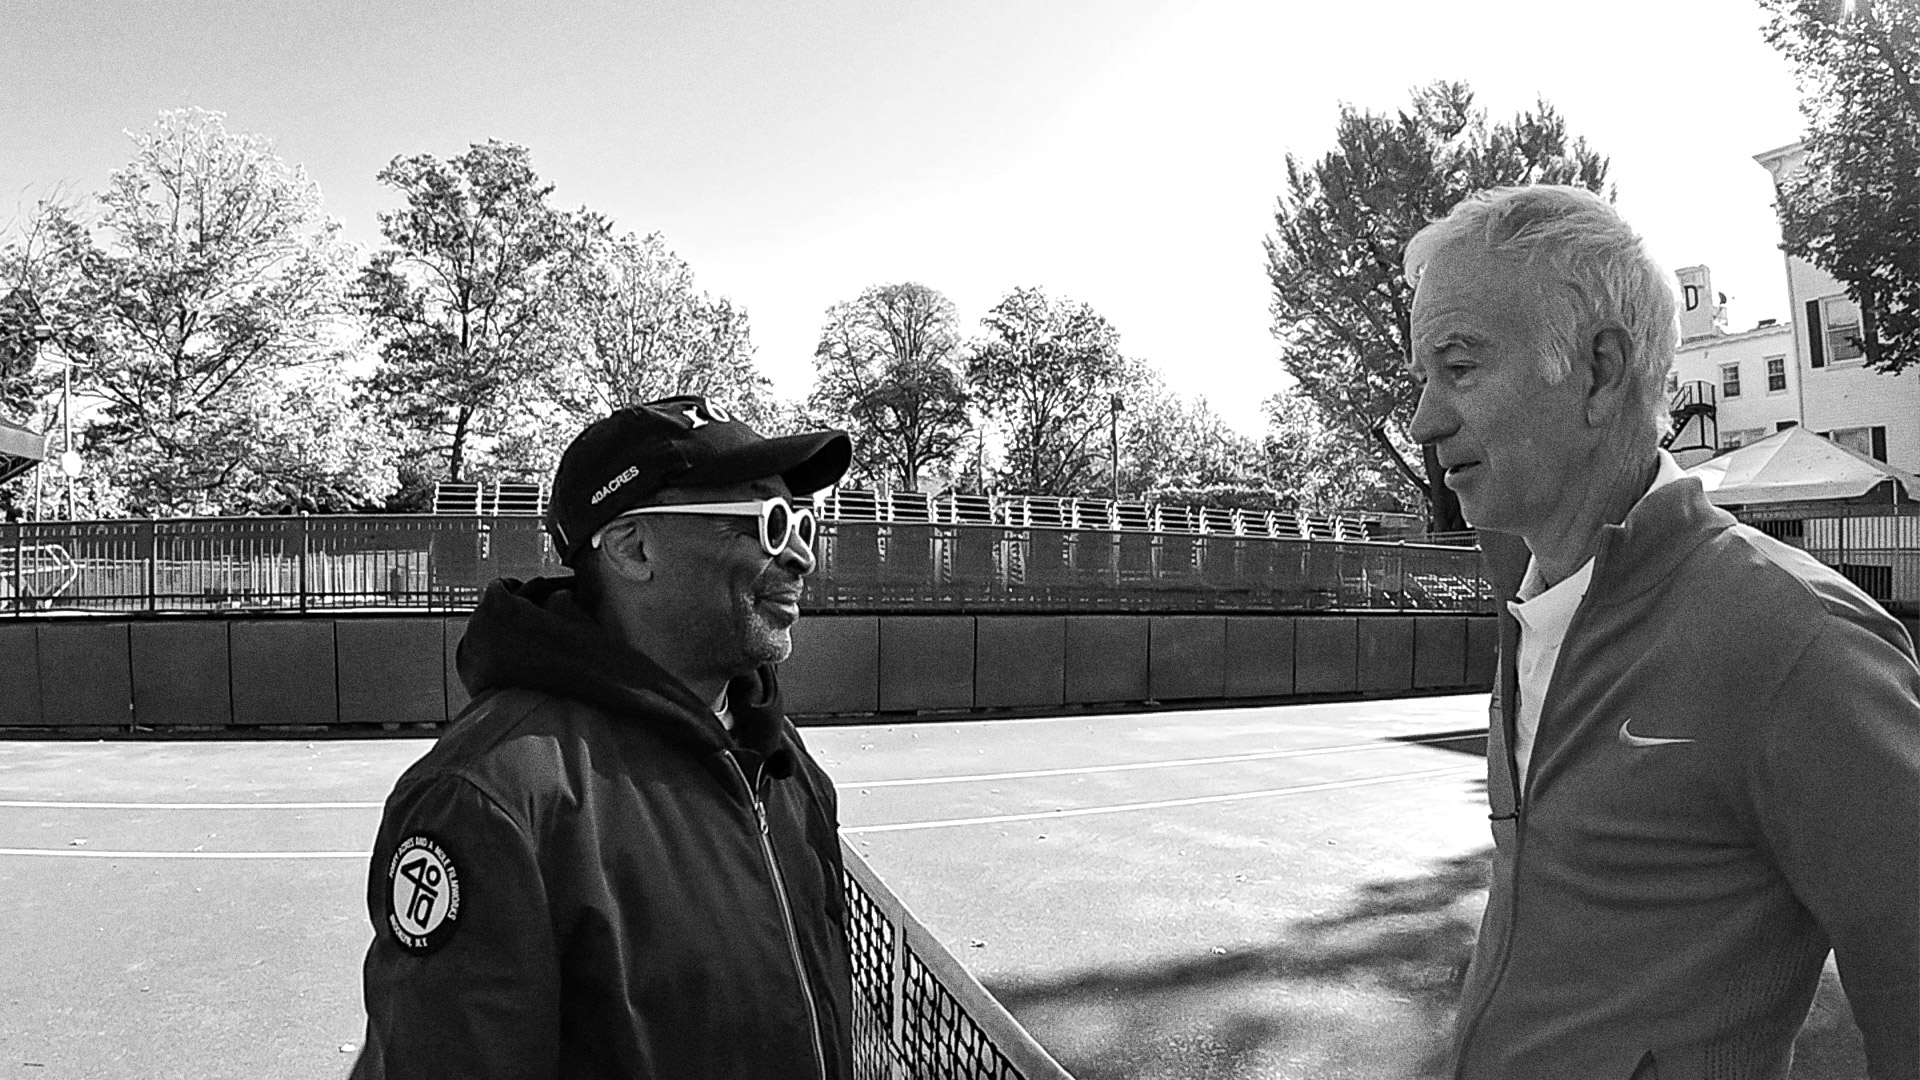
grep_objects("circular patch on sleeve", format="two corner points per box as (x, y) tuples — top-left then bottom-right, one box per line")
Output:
(384, 834), (462, 954)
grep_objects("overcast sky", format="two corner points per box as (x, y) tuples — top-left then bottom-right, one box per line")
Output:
(2, 0), (1807, 434)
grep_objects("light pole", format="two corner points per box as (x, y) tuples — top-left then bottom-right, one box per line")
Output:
(1108, 393), (1125, 504)
(30, 323), (84, 521)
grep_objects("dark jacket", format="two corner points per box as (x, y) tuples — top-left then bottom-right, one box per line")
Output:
(1453, 479), (1920, 1079)
(352, 577), (854, 1080)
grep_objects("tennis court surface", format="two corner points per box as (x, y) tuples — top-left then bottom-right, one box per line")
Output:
(0, 694), (1866, 1079)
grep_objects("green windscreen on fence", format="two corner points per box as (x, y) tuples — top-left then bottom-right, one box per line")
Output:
(841, 840), (1073, 1080)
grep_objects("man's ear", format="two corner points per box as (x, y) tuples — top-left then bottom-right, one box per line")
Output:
(1584, 325), (1634, 427)
(598, 519), (654, 584)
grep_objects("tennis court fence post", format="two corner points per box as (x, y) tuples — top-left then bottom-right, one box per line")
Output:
(7, 524), (19, 614)
(144, 517), (156, 612)
(298, 511), (310, 613)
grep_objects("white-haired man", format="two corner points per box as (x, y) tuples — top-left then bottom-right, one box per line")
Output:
(1406, 185), (1919, 1078)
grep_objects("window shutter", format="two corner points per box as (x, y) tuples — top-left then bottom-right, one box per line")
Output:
(1806, 300), (1825, 367)
(1872, 426), (1887, 462)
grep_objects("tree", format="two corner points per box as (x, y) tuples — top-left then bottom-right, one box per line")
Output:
(1264, 81), (1609, 531)
(1116, 377), (1264, 503)
(0, 198), (89, 427)
(549, 226), (768, 419)
(809, 282), (970, 491)
(43, 109), (366, 515)
(494, 224), (774, 482)
(0, 205), (89, 518)
(217, 367), (400, 512)
(357, 140), (574, 484)
(967, 287), (1132, 496)
(1261, 387), (1416, 516)
(1761, 0), (1920, 374)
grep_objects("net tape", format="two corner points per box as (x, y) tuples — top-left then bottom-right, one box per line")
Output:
(841, 839), (1073, 1080)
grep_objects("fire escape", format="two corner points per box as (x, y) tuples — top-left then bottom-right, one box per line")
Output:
(1663, 380), (1718, 459)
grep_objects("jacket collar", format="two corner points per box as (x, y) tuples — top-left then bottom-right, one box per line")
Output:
(1585, 477), (1739, 607)
(458, 576), (796, 771)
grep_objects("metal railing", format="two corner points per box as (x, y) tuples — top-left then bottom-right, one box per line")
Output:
(807, 522), (1493, 612)
(809, 488), (1399, 542)
(430, 480), (1426, 543)
(0, 514), (1496, 615)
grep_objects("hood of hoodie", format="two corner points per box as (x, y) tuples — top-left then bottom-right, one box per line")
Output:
(456, 575), (794, 771)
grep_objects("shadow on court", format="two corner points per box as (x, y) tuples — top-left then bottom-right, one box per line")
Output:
(994, 847), (1869, 1080)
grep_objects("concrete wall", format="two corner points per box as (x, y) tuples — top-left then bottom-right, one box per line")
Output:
(0, 616), (462, 730)
(0, 611), (1507, 730)
(778, 612), (1499, 720)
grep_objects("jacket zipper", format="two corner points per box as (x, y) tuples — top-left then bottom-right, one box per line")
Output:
(725, 753), (827, 1080)
(1454, 598), (1588, 1077)
(1451, 611), (1528, 1068)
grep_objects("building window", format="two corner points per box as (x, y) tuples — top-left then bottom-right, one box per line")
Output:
(1826, 425), (1888, 461)
(1722, 428), (1766, 450)
(1824, 296), (1865, 362)
(1666, 371), (1679, 396)
(1766, 356), (1786, 393)
(1721, 362), (1741, 398)
(1777, 420), (1798, 431)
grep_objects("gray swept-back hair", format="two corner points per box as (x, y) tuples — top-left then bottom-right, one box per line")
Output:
(1403, 185), (1678, 437)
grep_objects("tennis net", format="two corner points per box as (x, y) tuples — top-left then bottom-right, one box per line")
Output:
(841, 839), (1074, 1080)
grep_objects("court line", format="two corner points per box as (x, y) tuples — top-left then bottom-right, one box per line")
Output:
(0, 764), (1478, 856)
(820, 693), (1489, 729)
(842, 764), (1480, 834)
(0, 730), (1485, 809)
(0, 800), (385, 810)
(831, 729), (1484, 789)
(0, 848), (368, 859)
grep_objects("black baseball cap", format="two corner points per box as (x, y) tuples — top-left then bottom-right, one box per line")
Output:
(546, 395), (851, 566)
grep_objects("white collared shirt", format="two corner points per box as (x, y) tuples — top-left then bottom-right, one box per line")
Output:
(1506, 450), (1688, 787)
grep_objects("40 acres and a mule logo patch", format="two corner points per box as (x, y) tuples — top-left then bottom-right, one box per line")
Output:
(385, 834), (462, 954)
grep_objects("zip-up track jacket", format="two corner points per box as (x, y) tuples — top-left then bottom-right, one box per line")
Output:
(1453, 479), (1920, 1080)
(351, 577), (855, 1080)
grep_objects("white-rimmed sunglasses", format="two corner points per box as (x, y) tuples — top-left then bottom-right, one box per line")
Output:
(592, 496), (818, 557)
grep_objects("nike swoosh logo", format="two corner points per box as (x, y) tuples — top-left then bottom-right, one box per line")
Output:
(1619, 719), (1697, 748)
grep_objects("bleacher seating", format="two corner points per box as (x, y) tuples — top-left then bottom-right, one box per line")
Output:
(429, 481), (1447, 549)
(1072, 499), (1116, 530)
(431, 482), (543, 516)
(889, 491), (933, 523)
(1154, 504), (1199, 533)
(431, 482), (481, 515)
(938, 492), (994, 525)
(488, 483), (545, 516)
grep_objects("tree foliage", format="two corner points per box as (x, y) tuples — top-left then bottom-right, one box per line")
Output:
(18, 109), (375, 515)
(0, 206), (89, 517)
(549, 225), (766, 419)
(1264, 81), (1609, 530)
(0, 199), (90, 430)
(809, 282), (970, 491)
(1762, 0), (1920, 374)
(357, 140), (574, 483)
(1262, 387), (1415, 516)
(489, 225), (773, 483)
(1116, 376), (1264, 503)
(967, 287), (1131, 496)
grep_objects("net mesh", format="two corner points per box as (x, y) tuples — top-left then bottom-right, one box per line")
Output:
(841, 841), (1072, 1080)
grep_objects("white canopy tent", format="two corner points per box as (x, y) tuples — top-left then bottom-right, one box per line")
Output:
(0, 415), (45, 485)
(1685, 427), (1920, 510)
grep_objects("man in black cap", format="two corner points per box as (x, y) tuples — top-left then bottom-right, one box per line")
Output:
(351, 395), (856, 1080)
